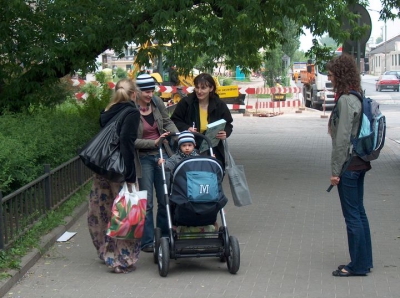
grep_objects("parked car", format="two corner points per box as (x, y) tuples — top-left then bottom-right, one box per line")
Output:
(383, 70), (400, 79)
(375, 75), (400, 92)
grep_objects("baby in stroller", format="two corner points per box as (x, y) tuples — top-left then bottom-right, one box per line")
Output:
(155, 131), (239, 277)
(158, 131), (220, 234)
(158, 131), (200, 171)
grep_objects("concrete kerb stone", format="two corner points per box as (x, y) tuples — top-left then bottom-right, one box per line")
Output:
(245, 106), (319, 116)
(0, 201), (89, 297)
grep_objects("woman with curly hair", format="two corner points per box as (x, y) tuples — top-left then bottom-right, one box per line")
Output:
(327, 53), (373, 277)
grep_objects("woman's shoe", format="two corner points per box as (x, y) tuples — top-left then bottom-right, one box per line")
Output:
(141, 245), (154, 253)
(113, 266), (125, 274)
(337, 265), (371, 273)
(332, 269), (367, 277)
(113, 265), (136, 274)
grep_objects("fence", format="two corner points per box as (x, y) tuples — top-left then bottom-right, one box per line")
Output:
(0, 156), (94, 250)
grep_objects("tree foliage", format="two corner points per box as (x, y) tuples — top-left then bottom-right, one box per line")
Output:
(262, 17), (300, 87)
(1, 0), (398, 112)
(318, 34), (340, 50)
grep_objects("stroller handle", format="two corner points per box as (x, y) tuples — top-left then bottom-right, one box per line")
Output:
(159, 131), (214, 155)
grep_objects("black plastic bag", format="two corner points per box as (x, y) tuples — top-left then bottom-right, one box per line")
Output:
(79, 108), (132, 182)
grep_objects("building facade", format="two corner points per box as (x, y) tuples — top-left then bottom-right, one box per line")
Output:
(367, 34), (400, 75)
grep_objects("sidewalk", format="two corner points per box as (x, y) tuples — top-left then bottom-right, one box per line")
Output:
(3, 111), (400, 298)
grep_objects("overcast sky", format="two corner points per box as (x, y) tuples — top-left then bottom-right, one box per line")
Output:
(299, 0), (400, 51)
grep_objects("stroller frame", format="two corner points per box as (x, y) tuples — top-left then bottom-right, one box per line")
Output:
(153, 132), (240, 277)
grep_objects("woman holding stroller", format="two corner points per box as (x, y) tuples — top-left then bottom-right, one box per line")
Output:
(133, 74), (179, 253)
(87, 79), (141, 274)
(171, 72), (233, 170)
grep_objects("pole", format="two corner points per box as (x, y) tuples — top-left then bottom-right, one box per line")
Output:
(357, 16), (361, 72)
(384, 20), (387, 71)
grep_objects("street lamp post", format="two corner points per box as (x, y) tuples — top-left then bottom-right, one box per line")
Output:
(384, 20), (387, 71)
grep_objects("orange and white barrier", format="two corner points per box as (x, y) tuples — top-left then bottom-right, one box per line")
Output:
(71, 80), (302, 114)
(247, 100), (301, 110)
(70, 79), (115, 100)
(239, 86), (302, 95)
(156, 85), (302, 95)
(226, 104), (249, 112)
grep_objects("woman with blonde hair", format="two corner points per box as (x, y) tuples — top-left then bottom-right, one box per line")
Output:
(87, 79), (141, 273)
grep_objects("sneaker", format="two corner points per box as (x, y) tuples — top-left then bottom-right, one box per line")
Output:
(141, 245), (154, 253)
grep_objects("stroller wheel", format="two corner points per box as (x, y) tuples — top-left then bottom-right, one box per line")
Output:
(226, 235), (240, 274)
(153, 228), (162, 264)
(158, 237), (170, 277)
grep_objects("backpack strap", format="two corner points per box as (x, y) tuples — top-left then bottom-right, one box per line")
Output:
(348, 90), (364, 144)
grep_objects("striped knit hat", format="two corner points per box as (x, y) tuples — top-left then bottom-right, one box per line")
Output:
(178, 131), (195, 146)
(136, 74), (156, 91)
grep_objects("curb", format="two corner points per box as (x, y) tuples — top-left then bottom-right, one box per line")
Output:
(0, 202), (88, 297)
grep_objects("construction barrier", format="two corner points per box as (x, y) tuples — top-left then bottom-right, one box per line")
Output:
(71, 80), (302, 113)
(250, 100), (301, 109)
(157, 85), (302, 95)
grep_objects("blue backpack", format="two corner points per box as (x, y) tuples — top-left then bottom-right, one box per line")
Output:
(350, 91), (386, 161)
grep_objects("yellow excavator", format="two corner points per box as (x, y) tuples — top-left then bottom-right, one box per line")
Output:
(154, 73), (195, 104)
(127, 41), (245, 108)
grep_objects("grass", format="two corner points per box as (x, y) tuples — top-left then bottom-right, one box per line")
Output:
(0, 182), (91, 280)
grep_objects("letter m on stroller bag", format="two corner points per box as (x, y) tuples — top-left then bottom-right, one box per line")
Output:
(187, 171), (219, 203)
(350, 91), (386, 161)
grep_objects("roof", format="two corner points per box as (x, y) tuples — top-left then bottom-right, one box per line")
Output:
(369, 34), (400, 55)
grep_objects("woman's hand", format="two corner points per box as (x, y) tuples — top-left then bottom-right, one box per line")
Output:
(330, 176), (340, 186)
(126, 182), (135, 192)
(216, 130), (227, 140)
(188, 127), (197, 133)
(155, 131), (170, 147)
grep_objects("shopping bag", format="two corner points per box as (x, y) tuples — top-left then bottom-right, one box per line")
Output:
(224, 140), (252, 207)
(106, 183), (148, 239)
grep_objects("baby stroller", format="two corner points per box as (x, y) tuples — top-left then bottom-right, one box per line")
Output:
(153, 132), (240, 277)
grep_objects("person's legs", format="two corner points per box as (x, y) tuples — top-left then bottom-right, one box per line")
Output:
(154, 158), (168, 237)
(88, 176), (140, 272)
(88, 175), (114, 259)
(337, 170), (370, 275)
(138, 155), (155, 249)
(357, 171), (373, 269)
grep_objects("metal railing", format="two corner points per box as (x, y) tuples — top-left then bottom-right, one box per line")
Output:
(0, 105), (177, 250)
(0, 156), (94, 250)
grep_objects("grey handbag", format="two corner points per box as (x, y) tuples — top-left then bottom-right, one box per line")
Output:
(224, 140), (252, 207)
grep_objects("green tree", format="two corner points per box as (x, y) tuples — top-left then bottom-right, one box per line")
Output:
(318, 34), (340, 50)
(262, 45), (284, 87)
(292, 50), (307, 62)
(375, 36), (383, 44)
(1, 0), (398, 112)
(281, 18), (301, 63)
(116, 67), (128, 79)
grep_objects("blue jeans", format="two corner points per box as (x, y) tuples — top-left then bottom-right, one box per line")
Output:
(139, 154), (168, 249)
(337, 170), (373, 274)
